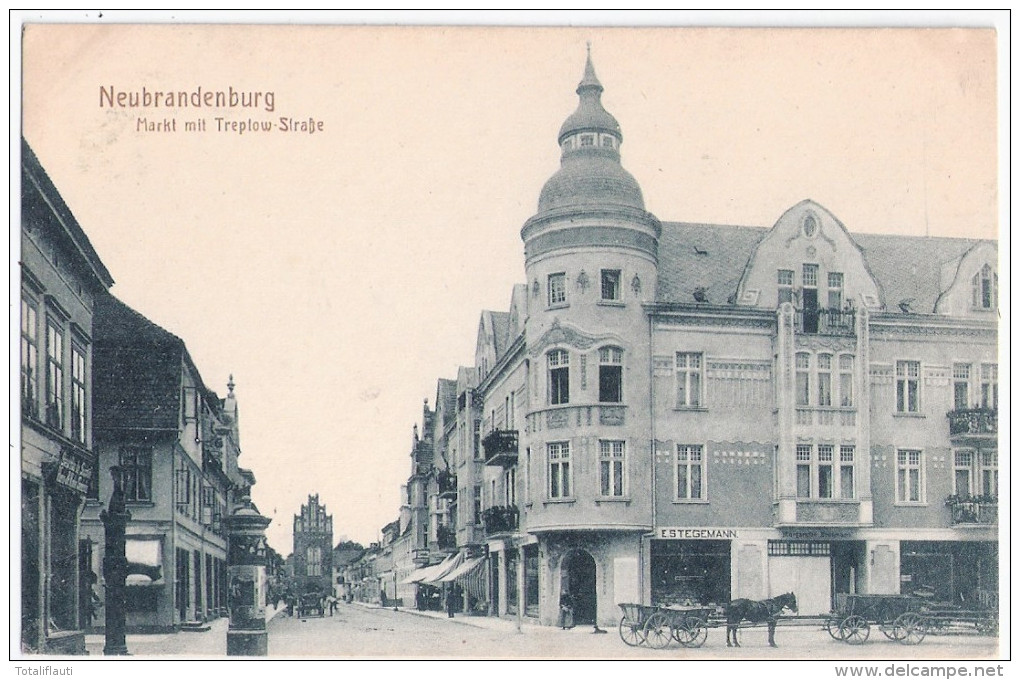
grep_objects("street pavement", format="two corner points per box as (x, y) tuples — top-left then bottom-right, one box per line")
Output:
(84, 600), (1003, 660)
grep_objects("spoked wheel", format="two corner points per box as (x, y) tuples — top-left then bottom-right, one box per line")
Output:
(840, 615), (871, 645)
(618, 616), (647, 647)
(825, 616), (847, 640)
(673, 617), (708, 648)
(881, 623), (900, 640)
(895, 612), (927, 645)
(976, 617), (999, 636)
(643, 611), (674, 649)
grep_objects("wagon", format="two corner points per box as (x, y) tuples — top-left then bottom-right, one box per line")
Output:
(825, 594), (928, 645)
(914, 601), (999, 638)
(618, 603), (714, 648)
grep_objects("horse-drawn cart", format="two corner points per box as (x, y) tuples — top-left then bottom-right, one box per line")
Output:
(618, 603), (714, 649)
(826, 594), (928, 645)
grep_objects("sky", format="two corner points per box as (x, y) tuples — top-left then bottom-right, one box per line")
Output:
(15, 15), (1003, 553)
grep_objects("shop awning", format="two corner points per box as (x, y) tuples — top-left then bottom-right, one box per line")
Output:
(436, 556), (484, 583)
(401, 553), (461, 584)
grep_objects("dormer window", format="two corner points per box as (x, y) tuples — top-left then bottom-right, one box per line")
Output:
(972, 264), (997, 310)
(600, 135), (615, 149)
(580, 134), (595, 147)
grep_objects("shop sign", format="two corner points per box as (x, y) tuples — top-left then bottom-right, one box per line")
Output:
(657, 527), (739, 540)
(50, 446), (94, 495)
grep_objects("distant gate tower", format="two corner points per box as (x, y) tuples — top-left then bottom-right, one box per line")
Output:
(292, 494), (333, 596)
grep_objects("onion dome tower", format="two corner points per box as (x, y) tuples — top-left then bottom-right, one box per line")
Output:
(520, 49), (659, 541)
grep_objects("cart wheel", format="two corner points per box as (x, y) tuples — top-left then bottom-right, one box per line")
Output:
(643, 612), (673, 649)
(675, 617), (708, 648)
(619, 616), (646, 647)
(825, 616), (846, 640)
(840, 615), (871, 645)
(895, 613), (926, 645)
(881, 623), (899, 640)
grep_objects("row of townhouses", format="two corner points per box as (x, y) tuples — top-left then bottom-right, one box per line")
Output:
(19, 139), (261, 652)
(340, 55), (999, 629)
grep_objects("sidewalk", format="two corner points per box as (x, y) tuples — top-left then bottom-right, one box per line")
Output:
(349, 599), (602, 635)
(84, 603), (283, 656)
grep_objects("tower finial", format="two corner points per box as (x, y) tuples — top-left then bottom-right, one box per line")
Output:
(227, 374), (235, 395)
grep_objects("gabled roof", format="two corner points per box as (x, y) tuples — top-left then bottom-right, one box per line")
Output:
(656, 221), (994, 313)
(490, 311), (511, 358)
(21, 138), (114, 290)
(93, 295), (186, 432)
(93, 294), (223, 432)
(435, 378), (457, 420)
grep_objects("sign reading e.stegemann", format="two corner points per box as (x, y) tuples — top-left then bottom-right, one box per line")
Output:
(657, 527), (739, 539)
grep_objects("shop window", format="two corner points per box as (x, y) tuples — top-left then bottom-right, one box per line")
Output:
(599, 440), (626, 497)
(548, 273), (566, 307)
(952, 363), (971, 410)
(980, 364), (997, 409)
(675, 444), (704, 500)
(548, 350), (570, 405)
(895, 360), (921, 413)
(896, 449), (924, 504)
(675, 352), (703, 408)
(600, 269), (621, 301)
(120, 446), (152, 502)
(547, 441), (571, 499)
(768, 541), (831, 556)
(598, 346), (623, 403)
(21, 297), (39, 419)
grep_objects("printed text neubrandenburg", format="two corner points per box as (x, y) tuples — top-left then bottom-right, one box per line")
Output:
(99, 86), (275, 112)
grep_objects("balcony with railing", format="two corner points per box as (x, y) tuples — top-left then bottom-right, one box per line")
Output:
(482, 505), (519, 536)
(947, 409), (997, 440)
(437, 470), (457, 499)
(795, 308), (856, 336)
(482, 429), (519, 468)
(946, 495), (998, 525)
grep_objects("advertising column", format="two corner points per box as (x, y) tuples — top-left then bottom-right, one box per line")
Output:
(226, 497), (271, 656)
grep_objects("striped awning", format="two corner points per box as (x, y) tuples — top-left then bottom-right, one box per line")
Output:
(401, 553), (462, 584)
(436, 556), (484, 583)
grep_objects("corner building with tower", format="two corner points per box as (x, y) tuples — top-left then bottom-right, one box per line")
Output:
(403, 53), (998, 629)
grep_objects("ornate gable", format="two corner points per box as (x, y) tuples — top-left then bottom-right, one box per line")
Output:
(934, 241), (998, 317)
(735, 200), (883, 311)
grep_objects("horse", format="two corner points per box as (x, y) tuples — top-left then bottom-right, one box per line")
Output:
(725, 592), (798, 647)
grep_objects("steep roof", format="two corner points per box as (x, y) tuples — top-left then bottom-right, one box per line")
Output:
(656, 221), (994, 313)
(490, 311), (511, 358)
(93, 295), (186, 432)
(436, 378), (458, 420)
(21, 138), (114, 290)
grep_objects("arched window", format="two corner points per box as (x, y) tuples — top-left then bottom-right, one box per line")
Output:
(971, 264), (997, 310)
(548, 350), (569, 405)
(598, 346), (623, 403)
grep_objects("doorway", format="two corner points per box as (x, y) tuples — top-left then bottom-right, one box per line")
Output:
(562, 550), (597, 625)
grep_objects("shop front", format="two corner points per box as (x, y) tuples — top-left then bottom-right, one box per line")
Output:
(900, 540), (997, 606)
(650, 536), (731, 607)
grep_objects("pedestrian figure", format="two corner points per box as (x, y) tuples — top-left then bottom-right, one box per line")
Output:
(447, 583), (462, 618)
(558, 591), (575, 629)
(380, 588), (387, 608)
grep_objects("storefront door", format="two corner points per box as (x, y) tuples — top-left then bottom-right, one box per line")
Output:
(563, 550), (597, 625)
